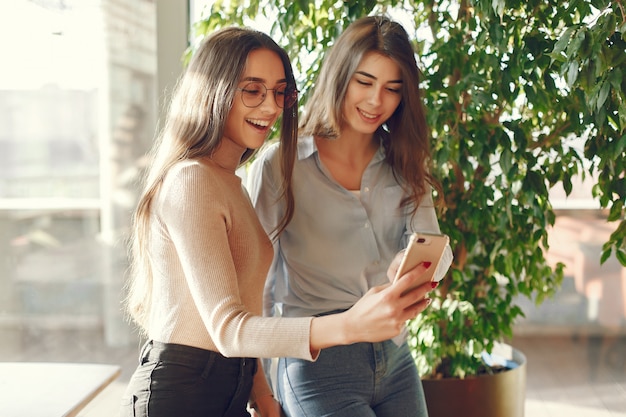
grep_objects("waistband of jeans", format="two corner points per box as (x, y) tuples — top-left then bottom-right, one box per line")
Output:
(141, 340), (252, 368)
(314, 308), (349, 317)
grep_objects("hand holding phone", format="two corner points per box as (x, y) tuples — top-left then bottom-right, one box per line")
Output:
(393, 232), (449, 284)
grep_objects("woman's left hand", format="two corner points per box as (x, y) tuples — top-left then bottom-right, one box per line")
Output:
(250, 394), (283, 417)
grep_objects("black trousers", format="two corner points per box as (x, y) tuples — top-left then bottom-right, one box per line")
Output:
(120, 340), (257, 417)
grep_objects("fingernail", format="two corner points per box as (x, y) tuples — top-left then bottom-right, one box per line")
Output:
(423, 261), (432, 268)
(431, 281), (438, 289)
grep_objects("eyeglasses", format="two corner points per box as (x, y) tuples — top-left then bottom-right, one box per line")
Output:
(236, 82), (298, 109)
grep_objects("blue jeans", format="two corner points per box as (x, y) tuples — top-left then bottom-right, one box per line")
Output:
(276, 340), (428, 417)
(120, 340), (256, 417)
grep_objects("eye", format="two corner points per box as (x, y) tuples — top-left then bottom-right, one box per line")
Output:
(242, 82), (264, 97)
(275, 84), (288, 97)
(356, 79), (372, 86)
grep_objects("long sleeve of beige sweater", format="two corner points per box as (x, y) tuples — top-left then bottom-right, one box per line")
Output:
(146, 159), (314, 361)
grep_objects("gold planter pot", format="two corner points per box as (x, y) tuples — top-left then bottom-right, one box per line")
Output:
(421, 344), (527, 417)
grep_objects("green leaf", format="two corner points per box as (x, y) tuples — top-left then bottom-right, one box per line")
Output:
(608, 200), (623, 221)
(553, 26), (575, 57)
(566, 61), (579, 87)
(297, 0), (310, 16)
(596, 80), (610, 111)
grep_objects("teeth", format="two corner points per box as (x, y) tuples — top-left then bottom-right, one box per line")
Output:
(359, 109), (377, 119)
(247, 118), (270, 127)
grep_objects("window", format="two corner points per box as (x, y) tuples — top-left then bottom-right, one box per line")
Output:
(0, 0), (162, 347)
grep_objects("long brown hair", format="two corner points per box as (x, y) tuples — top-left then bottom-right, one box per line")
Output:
(125, 27), (298, 330)
(300, 15), (441, 213)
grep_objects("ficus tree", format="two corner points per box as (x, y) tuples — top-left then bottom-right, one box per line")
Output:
(192, 0), (626, 378)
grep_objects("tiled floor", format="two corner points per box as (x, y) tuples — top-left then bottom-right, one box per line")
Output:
(513, 333), (626, 417)
(1, 326), (624, 416)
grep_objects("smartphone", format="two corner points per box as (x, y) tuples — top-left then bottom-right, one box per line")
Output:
(393, 232), (449, 284)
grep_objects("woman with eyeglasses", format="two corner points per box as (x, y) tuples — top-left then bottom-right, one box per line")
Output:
(247, 16), (453, 417)
(120, 26), (436, 417)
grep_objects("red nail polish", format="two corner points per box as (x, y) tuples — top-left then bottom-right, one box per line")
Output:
(431, 281), (438, 289)
(423, 261), (432, 268)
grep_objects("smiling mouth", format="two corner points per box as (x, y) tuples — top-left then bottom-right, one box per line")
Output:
(246, 118), (272, 129)
(246, 119), (270, 127)
(358, 109), (379, 120)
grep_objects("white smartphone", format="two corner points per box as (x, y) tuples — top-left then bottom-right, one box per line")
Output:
(393, 232), (450, 284)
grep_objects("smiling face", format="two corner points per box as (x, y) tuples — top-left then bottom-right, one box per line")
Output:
(341, 52), (403, 138)
(222, 48), (287, 152)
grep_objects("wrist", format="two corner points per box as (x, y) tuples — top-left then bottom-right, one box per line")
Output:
(336, 311), (354, 345)
(310, 313), (352, 351)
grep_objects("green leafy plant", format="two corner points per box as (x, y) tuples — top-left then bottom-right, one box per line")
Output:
(193, 0), (626, 379)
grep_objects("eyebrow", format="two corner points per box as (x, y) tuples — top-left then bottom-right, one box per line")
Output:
(354, 70), (403, 84)
(241, 76), (289, 84)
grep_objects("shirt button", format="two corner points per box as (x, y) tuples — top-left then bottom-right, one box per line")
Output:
(364, 222), (370, 228)
(363, 187), (370, 193)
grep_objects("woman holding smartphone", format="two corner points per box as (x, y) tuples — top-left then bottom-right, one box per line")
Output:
(247, 15), (453, 417)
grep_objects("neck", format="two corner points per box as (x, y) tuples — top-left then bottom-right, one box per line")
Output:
(208, 140), (245, 173)
(314, 133), (379, 191)
(315, 132), (378, 166)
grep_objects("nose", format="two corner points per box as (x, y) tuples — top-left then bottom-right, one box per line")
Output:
(367, 87), (383, 106)
(259, 90), (280, 113)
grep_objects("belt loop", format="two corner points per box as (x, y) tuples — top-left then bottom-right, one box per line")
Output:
(240, 358), (246, 377)
(251, 358), (258, 376)
(201, 351), (216, 379)
(240, 358), (257, 376)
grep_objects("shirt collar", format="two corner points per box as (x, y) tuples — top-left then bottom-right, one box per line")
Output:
(297, 135), (386, 164)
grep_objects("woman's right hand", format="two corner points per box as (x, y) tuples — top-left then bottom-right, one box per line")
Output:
(341, 261), (436, 343)
(309, 261), (436, 351)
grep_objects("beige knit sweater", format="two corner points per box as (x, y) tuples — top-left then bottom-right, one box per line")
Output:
(146, 158), (314, 397)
